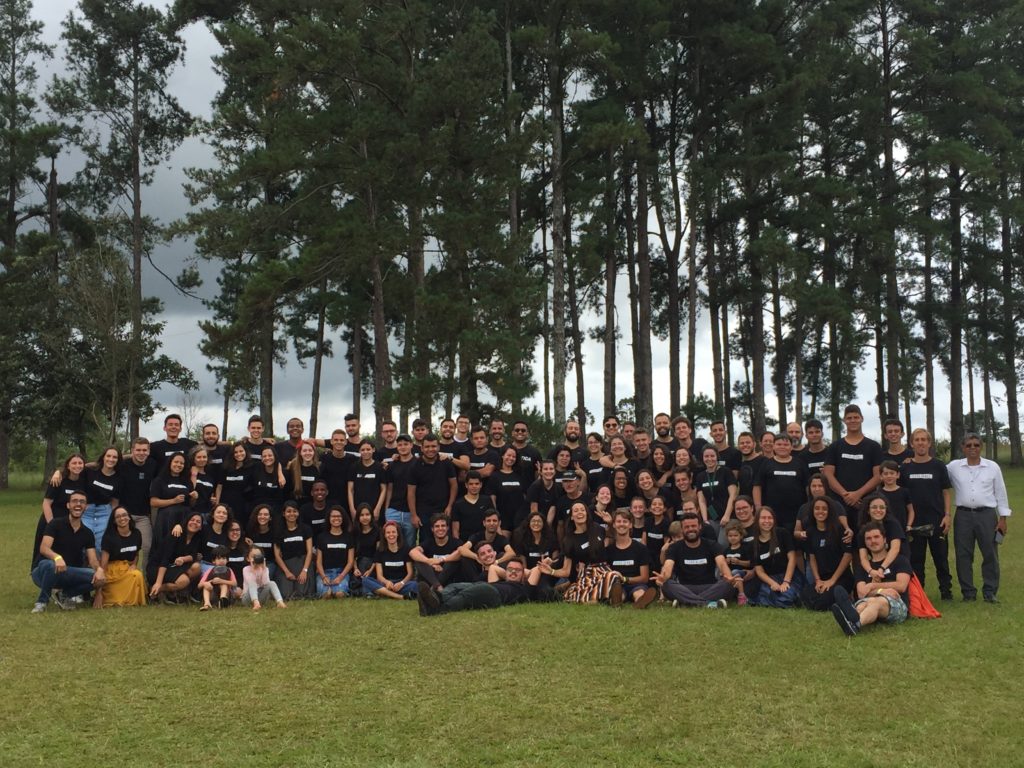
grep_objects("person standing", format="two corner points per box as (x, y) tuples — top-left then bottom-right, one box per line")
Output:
(947, 433), (1011, 603)
(900, 428), (953, 599)
(822, 405), (882, 523)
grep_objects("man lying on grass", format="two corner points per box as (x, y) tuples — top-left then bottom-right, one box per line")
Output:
(417, 556), (542, 616)
(831, 521), (912, 636)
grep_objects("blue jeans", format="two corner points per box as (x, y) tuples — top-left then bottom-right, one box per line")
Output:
(317, 569), (351, 596)
(31, 559), (95, 604)
(362, 575), (417, 597)
(83, 503), (112, 550)
(384, 508), (416, 548)
(753, 571), (803, 608)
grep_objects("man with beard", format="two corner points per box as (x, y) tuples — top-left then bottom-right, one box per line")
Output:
(632, 428), (653, 469)
(831, 521), (911, 636)
(736, 432), (765, 498)
(408, 436), (458, 538)
(549, 419), (586, 465)
(437, 418), (468, 462)
(488, 418), (508, 453)
(31, 492), (106, 612)
(653, 412), (678, 452)
(375, 420), (400, 464)
(197, 423), (232, 486)
(509, 420), (542, 485)
(656, 512), (741, 607)
(343, 414), (364, 459)
(786, 422), (805, 454)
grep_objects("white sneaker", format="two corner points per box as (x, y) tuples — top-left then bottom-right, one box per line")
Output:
(54, 593), (77, 611)
(31, 602), (46, 614)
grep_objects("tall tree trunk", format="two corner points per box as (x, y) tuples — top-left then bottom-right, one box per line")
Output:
(260, 309), (274, 435)
(309, 278), (326, 437)
(221, 390), (229, 437)
(128, 60), (143, 440)
(602, 151), (617, 420)
(880, 1), (900, 418)
(624, 165), (641, 419)
(351, 323), (363, 422)
(548, 49), (567, 424)
(771, 263), (786, 427)
(408, 205), (430, 422)
(685, 216), (698, 413)
(747, 218), (766, 435)
(875, 312), (887, 427)
(922, 161), (937, 438)
(965, 329), (976, 432)
(707, 215), (723, 416)
(634, 122), (654, 428)
(947, 163), (965, 457)
(566, 209), (586, 423)
(1001, 169), (1022, 464)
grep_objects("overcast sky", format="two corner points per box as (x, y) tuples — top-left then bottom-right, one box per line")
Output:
(30, 1), (975, 443)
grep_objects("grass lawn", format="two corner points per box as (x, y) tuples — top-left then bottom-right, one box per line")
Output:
(1, 470), (1021, 767)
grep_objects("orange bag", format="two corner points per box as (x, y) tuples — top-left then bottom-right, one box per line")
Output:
(908, 573), (942, 619)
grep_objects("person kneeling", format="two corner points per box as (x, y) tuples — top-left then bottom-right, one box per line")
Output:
(831, 521), (911, 636)
(199, 547), (237, 610)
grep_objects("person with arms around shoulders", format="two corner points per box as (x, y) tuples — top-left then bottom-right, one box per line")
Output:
(831, 521), (912, 636)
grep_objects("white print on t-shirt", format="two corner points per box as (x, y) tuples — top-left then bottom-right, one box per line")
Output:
(683, 558), (708, 565)
(612, 559), (636, 567)
(773, 471), (797, 477)
(907, 474), (934, 480)
(326, 543), (348, 549)
(283, 535), (303, 543)
(119, 545), (138, 554)
(384, 560), (404, 567)
(840, 453), (864, 460)
(93, 481), (114, 491)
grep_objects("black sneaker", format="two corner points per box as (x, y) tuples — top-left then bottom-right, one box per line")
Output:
(417, 581), (440, 616)
(940, 591), (953, 601)
(832, 585), (859, 625)
(984, 595), (999, 604)
(831, 604), (859, 636)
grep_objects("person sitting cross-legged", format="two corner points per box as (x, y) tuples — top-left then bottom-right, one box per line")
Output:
(655, 512), (742, 608)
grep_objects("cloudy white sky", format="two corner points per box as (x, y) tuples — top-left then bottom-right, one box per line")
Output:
(30, 1), (977, 443)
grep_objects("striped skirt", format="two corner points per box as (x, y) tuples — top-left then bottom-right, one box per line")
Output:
(564, 562), (621, 604)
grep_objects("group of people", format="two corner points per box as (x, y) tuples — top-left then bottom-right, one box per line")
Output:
(30, 406), (1010, 636)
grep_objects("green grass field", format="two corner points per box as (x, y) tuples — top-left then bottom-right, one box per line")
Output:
(2, 471), (1021, 767)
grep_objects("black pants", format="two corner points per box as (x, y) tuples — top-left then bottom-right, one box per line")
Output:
(415, 560), (462, 589)
(909, 530), (952, 594)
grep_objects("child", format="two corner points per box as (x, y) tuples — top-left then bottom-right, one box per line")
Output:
(242, 547), (287, 611)
(198, 546), (237, 610)
(878, 460), (915, 531)
(722, 520), (754, 605)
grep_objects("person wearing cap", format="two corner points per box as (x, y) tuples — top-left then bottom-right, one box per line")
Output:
(947, 432), (1011, 603)
(822, 405), (882, 522)
(383, 433), (418, 546)
(552, 471), (592, 540)
(31, 491), (106, 612)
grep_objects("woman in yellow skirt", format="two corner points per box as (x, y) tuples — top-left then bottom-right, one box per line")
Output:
(94, 507), (147, 607)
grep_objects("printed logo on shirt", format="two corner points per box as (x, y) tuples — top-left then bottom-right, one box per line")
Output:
(93, 481), (114, 491)
(773, 471), (797, 477)
(840, 453), (864, 461)
(326, 543), (348, 549)
(283, 535), (303, 543)
(119, 546), (138, 554)
(611, 559), (636, 567)
(907, 473), (934, 480)
(683, 558), (708, 565)
(384, 560), (404, 567)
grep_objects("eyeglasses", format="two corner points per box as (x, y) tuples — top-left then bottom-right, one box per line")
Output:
(964, 443), (982, 449)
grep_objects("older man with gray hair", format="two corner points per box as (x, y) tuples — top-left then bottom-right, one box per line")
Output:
(947, 433), (1011, 603)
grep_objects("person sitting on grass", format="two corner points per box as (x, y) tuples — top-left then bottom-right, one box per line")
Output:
(198, 546), (237, 611)
(149, 511), (204, 604)
(655, 512), (740, 608)
(241, 547), (286, 611)
(751, 506), (801, 608)
(362, 521), (418, 600)
(410, 514), (463, 593)
(31, 491), (106, 613)
(417, 557), (542, 616)
(721, 520), (755, 606)
(316, 507), (354, 599)
(95, 506), (146, 608)
(831, 521), (912, 636)
(273, 501), (315, 600)
(606, 510), (657, 609)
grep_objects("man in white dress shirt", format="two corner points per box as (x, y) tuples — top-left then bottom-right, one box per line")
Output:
(947, 433), (1011, 603)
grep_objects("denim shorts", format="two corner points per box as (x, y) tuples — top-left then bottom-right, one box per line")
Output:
(856, 594), (908, 624)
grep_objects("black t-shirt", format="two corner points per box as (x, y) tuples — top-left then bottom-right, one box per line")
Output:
(513, 445), (543, 486)
(694, 467), (736, 521)
(384, 458), (417, 512)
(665, 538), (722, 585)
(83, 468), (122, 506)
(226, 545), (248, 584)
(44, 476), (87, 520)
(854, 553), (913, 606)
(467, 448), (500, 475)
(193, 472), (216, 515)
(487, 471), (527, 526)
(276, 523), (313, 561)
(249, 466), (284, 507)
(644, 516), (670, 567)
(723, 540), (754, 570)
(349, 461), (386, 510)
(492, 580), (533, 605)
(737, 456), (766, 498)
(374, 444), (399, 464)
(102, 527), (143, 562)
(410, 459), (457, 515)
(274, 440), (300, 467)
(879, 486), (913, 529)
(554, 492), (593, 525)
(318, 531), (354, 570)
(825, 437), (883, 502)
(318, 452), (355, 506)
(149, 438), (196, 470)
(468, 532), (510, 556)
(354, 527), (380, 560)
(755, 459), (808, 529)
(201, 443), (232, 486)
(149, 474), (193, 504)
(376, 545), (412, 581)
(562, 527), (606, 566)
(578, 456), (609, 490)
(43, 518), (95, 567)
(418, 536), (463, 560)
(717, 446), (742, 472)
(526, 480), (559, 520)
(436, 440), (467, 463)
(117, 458), (157, 517)
(451, 496), (492, 540)
(299, 502), (329, 538)
(884, 447), (914, 464)
(899, 459), (951, 526)
(159, 532), (204, 569)
(218, 464), (251, 518)
(805, 526), (853, 579)
(243, 439), (274, 463)
(514, 535), (557, 568)
(287, 464), (321, 504)
(607, 540), (651, 579)
(754, 528), (795, 575)
(856, 517), (905, 548)
(801, 447), (829, 476)
(199, 525), (230, 563)
(248, 528), (275, 561)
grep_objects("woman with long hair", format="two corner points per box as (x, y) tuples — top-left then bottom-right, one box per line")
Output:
(752, 507), (800, 608)
(801, 496), (854, 611)
(82, 446), (122, 551)
(33, 453), (87, 569)
(216, 442), (252, 528)
(543, 502), (622, 604)
(95, 507), (146, 608)
(362, 521), (417, 600)
(287, 440), (322, 506)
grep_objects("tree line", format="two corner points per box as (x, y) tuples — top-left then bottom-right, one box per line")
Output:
(2, 0), (1023, 488)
